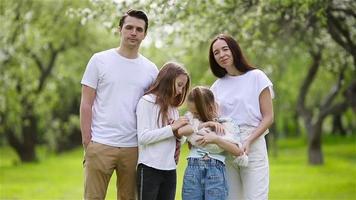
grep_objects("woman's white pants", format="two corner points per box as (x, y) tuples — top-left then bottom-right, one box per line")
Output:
(226, 126), (269, 200)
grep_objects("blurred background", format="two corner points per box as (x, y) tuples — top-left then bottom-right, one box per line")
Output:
(0, 0), (355, 199)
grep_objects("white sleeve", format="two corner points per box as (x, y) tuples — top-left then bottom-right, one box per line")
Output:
(210, 81), (218, 99)
(81, 54), (99, 89)
(256, 69), (274, 99)
(136, 99), (174, 145)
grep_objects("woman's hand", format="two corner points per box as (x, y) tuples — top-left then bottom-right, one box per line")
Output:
(242, 139), (252, 155)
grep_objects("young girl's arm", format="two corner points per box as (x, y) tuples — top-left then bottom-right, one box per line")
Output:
(136, 98), (188, 145)
(198, 130), (243, 156)
(199, 121), (225, 134)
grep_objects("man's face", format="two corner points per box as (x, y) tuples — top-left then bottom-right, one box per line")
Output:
(119, 16), (146, 48)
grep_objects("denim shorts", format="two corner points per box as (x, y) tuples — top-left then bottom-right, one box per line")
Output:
(182, 157), (228, 200)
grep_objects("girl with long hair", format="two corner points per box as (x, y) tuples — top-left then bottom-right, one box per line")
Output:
(136, 61), (190, 200)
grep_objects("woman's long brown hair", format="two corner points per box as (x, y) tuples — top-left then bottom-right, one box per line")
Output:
(145, 62), (190, 126)
(187, 86), (218, 122)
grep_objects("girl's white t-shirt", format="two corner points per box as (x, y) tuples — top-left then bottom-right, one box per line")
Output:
(211, 69), (274, 127)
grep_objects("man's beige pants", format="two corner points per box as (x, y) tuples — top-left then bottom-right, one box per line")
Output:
(84, 141), (138, 200)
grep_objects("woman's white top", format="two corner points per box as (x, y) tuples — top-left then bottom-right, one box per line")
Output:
(211, 69), (274, 127)
(136, 94), (179, 170)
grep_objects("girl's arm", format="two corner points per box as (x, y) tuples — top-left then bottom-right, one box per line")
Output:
(198, 121), (225, 134)
(136, 99), (188, 145)
(177, 124), (194, 137)
(198, 130), (243, 156)
(243, 87), (274, 154)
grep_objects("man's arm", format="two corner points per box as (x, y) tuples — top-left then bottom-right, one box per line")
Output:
(80, 85), (96, 148)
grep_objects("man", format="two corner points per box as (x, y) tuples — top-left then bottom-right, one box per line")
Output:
(80, 9), (158, 200)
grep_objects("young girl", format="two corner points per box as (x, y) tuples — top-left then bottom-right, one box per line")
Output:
(179, 86), (246, 200)
(136, 62), (190, 200)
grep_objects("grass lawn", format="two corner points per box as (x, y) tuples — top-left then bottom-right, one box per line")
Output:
(0, 135), (355, 200)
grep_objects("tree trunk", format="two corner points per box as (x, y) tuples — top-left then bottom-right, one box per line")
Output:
(307, 122), (323, 165)
(332, 114), (346, 136)
(6, 105), (38, 162)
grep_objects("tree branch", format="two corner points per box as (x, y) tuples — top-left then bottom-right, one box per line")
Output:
(320, 64), (347, 110)
(329, 7), (356, 18)
(36, 43), (61, 93)
(326, 8), (356, 60)
(296, 47), (323, 123)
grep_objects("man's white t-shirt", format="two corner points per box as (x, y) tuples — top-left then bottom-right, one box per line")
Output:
(211, 69), (274, 127)
(81, 48), (158, 147)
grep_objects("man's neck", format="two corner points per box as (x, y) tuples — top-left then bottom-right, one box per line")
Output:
(117, 46), (139, 59)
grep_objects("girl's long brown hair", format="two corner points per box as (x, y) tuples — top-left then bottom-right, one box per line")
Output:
(145, 62), (190, 126)
(187, 86), (218, 122)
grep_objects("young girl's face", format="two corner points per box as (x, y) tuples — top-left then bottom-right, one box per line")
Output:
(174, 74), (188, 96)
(187, 100), (199, 118)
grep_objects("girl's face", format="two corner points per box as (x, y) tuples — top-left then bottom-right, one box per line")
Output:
(212, 39), (234, 71)
(174, 74), (188, 96)
(187, 100), (199, 118)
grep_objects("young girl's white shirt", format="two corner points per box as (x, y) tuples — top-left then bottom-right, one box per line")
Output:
(211, 69), (274, 127)
(136, 94), (180, 170)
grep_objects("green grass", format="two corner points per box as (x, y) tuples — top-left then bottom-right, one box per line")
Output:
(0, 135), (355, 200)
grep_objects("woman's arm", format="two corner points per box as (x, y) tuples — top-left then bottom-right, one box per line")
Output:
(243, 87), (274, 154)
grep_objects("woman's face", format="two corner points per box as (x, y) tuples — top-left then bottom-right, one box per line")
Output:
(174, 74), (188, 96)
(212, 39), (234, 71)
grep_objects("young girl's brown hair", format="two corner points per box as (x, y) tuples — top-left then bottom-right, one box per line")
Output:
(187, 86), (218, 122)
(145, 62), (190, 126)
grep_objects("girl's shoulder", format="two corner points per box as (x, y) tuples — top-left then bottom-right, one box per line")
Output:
(137, 94), (157, 108)
(141, 94), (156, 103)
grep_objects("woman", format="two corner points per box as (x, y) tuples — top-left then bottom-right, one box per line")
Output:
(206, 33), (274, 200)
(136, 61), (190, 200)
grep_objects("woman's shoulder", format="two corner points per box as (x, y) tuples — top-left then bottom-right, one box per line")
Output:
(247, 68), (266, 76)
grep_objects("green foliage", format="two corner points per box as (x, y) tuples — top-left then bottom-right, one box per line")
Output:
(0, 0), (117, 154)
